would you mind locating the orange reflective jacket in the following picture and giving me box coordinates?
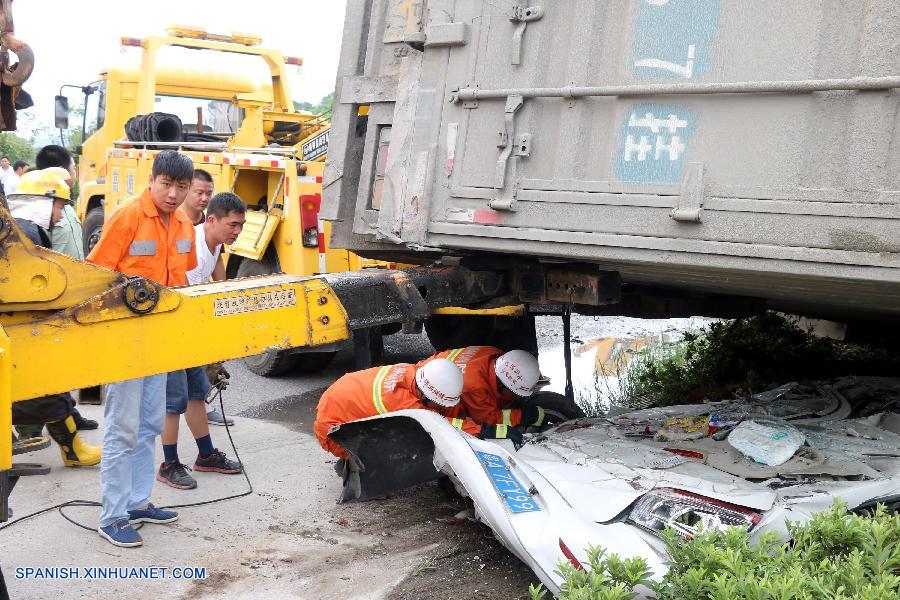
[314,363,480,458]
[86,189,197,286]
[421,346,523,427]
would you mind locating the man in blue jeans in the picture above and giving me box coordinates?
[86,151,197,547]
[157,192,246,489]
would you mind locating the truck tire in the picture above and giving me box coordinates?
[425,314,538,355]
[82,207,104,255]
[528,391,586,422]
[235,256,336,376]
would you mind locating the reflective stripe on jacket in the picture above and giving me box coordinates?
[314,364,480,458]
[86,189,197,286]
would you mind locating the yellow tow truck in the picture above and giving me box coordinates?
[63,26,360,374]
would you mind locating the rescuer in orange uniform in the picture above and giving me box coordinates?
[314,358,522,460]
[420,346,548,429]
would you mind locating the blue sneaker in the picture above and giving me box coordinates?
[98,518,143,547]
[127,502,178,525]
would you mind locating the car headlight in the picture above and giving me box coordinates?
[627,488,761,540]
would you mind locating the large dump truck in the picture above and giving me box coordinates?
[324,0,900,327]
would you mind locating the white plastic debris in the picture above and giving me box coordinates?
[728,418,806,466]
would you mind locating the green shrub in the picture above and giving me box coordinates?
[532,501,900,600]
[604,312,898,408]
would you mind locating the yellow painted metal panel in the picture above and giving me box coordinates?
[0,328,11,471]
[228,209,280,261]
[432,305,526,317]
[6,275,348,402]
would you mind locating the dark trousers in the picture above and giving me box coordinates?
[12,392,75,425]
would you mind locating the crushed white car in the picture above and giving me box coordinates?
[329,377,900,594]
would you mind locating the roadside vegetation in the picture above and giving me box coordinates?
[530,501,900,600]
[596,312,899,410]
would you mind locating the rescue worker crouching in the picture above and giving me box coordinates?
[315,359,486,466]
[7,169,101,467]
[419,346,554,435]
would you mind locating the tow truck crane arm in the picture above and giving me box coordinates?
[0,204,504,518]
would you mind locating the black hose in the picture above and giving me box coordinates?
[124,112,184,143]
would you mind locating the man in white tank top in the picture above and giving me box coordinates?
[157,193,248,491]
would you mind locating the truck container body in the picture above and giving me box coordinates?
[324,0,900,320]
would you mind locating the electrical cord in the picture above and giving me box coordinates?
[0,384,252,533]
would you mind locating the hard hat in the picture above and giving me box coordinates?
[12,169,71,201]
[494,350,540,397]
[43,166,74,185]
[415,358,463,407]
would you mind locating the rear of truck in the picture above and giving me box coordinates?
[324,0,900,323]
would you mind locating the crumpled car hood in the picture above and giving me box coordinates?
[328,377,900,594]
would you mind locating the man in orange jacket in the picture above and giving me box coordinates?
[420,346,548,429]
[87,151,196,548]
[315,358,520,460]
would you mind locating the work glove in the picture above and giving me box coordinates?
[522,405,546,427]
[205,362,231,391]
[479,424,524,449]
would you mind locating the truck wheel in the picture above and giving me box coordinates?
[528,391,586,421]
[82,207,104,255]
[235,256,335,377]
[425,314,538,355]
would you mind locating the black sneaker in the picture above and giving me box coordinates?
[72,409,98,431]
[156,462,197,490]
[194,449,242,474]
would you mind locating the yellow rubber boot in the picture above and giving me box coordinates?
[46,416,102,467]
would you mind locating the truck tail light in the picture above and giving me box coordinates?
[300,194,321,248]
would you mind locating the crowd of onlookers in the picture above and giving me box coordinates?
[5,147,248,548]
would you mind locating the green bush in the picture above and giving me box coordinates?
[608,313,898,408]
[531,501,900,600]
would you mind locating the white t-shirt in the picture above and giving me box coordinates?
[187,223,222,285]
[0,166,14,185]
[4,172,20,195]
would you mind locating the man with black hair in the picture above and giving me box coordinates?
[33,145,96,433]
[8,170,102,468]
[87,150,197,548]
[175,168,232,426]
[36,145,83,261]
[4,159,28,194]
[158,192,247,489]
[0,156,12,186]
[182,168,214,225]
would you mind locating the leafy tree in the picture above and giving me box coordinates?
[0,132,35,163]
[294,92,334,119]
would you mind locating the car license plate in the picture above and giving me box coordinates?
[475,450,541,513]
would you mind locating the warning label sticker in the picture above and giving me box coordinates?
[214,290,296,316]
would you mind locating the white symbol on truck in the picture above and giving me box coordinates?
[635,44,696,78]
[623,112,687,162]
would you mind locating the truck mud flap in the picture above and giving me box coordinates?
[325,266,503,330]
[329,416,440,503]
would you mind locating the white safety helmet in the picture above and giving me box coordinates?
[494,350,540,397]
[415,358,463,407]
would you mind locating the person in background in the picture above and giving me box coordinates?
[157,192,247,490]
[4,160,28,195]
[181,168,213,225]
[178,168,233,426]
[7,170,102,468]
[37,147,98,435]
[0,156,13,186]
[86,150,197,548]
